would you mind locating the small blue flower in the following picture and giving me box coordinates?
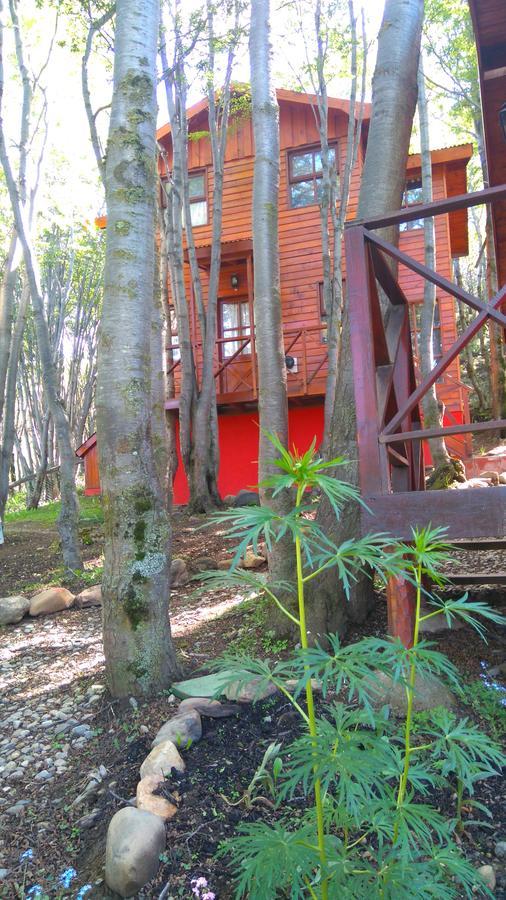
[59,867,77,889]
[26,886,43,898]
[75,886,92,899]
[19,848,34,862]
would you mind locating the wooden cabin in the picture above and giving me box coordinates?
[78,89,473,503]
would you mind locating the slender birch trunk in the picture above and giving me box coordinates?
[417,56,450,467]
[306,0,424,639]
[0,4,82,571]
[251,0,294,627]
[96,0,178,697]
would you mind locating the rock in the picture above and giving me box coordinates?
[477,865,496,891]
[136,775,177,821]
[223,493,236,506]
[152,710,202,748]
[179,697,240,718]
[466,477,491,489]
[218,558,233,570]
[140,740,185,780]
[0,869,9,880]
[105,807,166,898]
[364,671,455,715]
[241,550,266,570]
[479,470,499,485]
[75,585,102,608]
[0,596,30,626]
[191,556,219,573]
[170,558,190,587]
[29,588,74,617]
[225,677,278,703]
[499,472,506,485]
[494,841,506,860]
[234,490,260,507]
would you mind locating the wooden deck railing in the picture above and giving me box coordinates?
[166,324,328,404]
[346,183,506,501]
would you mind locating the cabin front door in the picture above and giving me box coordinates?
[217,294,253,397]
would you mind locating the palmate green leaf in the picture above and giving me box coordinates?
[430,846,495,898]
[399,525,454,586]
[218,821,320,899]
[423,708,506,792]
[370,793,452,858]
[422,594,506,642]
[204,504,285,569]
[196,567,294,601]
[382,745,438,796]
[278,709,394,821]
[288,634,400,716]
[383,637,462,692]
[307,532,410,594]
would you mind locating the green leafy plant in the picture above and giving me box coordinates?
[200,436,505,899]
[221,741,283,810]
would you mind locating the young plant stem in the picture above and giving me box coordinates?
[295,484,328,900]
[394,561,422,843]
[456,776,464,834]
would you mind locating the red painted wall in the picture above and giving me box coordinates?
[172,403,325,504]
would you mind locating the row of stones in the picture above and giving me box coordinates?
[0,586,101,626]
[104,681,276,898]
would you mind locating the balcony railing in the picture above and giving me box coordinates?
[167,323,329,404]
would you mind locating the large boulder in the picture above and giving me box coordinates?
[191,556,219,574]
[365,671,455,715]
[136,775,177,821]
[29,587,74,617]
[105,807,165,897]
[152,709,202,748]
[140,740,186,780]
[0,595,30,626]
[224,677,278,703]
[74,585,102,608]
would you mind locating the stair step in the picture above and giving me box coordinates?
[447,573,506,585]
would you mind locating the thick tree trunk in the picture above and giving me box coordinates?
[305,0,424,640]
[96,0,178,697]
[250,0,294,631]
[417,57,450,467]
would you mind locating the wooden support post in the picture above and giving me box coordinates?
[386,574,416,647]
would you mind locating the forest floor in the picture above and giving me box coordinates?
[0,505,505,899]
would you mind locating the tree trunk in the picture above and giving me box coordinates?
[96,0,179,697]
[250,0,294,631]
[417,56,450,467]
[0,279,29,521]
[0,10,82,573]
[305,0,424,640]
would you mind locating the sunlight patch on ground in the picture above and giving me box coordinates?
[171,591,247,637]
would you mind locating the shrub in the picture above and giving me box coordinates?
[202,437,505,899]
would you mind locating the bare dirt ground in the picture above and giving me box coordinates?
[0,511,505,898]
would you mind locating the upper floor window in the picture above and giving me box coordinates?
[186,170,207,226]
[219,298,251,358]
[400,178,424,231]
[288,145,337,208]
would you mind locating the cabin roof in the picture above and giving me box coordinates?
[156,87,372,143]
[76,433,97,457]
[468,0,506,285]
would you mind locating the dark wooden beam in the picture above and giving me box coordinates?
[361,487,506,541]
[380,418,506,443]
